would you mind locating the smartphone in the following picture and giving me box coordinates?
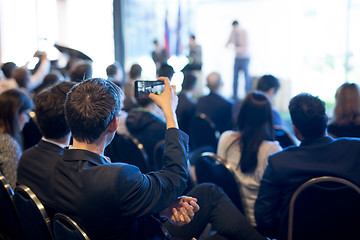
[134,80,165,98]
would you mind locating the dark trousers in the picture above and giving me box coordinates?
[233,58,251,99]
[165,183,264,240]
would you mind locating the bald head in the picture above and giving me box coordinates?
[206,72,222,92]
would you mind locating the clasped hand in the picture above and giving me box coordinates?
[160,196,200,226]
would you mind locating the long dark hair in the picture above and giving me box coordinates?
[0,88,33,143]
[235,91,274,173]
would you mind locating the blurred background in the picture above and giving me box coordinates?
[1,0,360,122]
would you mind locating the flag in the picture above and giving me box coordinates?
[175,3,181,56]
[164,10,170,56]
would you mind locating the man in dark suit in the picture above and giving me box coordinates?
[254,93,360,240]
[195,72,233,134]
[176,72,197,135]
[51,77,264,240]
[17,81,76,217]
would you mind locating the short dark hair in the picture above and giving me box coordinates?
[129,64,142,79]
[1,62,17,78]
[35,82,76,139]
[69,61,93,83]
[136,97,154,107]
[256,75,280,93]
[232,20,239,26]
[289,93,327,139]
[65,78,122,143]
[157,63,174,79]
[181,73,197,91]
[106,62,121,78]
[12,67,30,89]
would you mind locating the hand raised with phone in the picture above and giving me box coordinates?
[147,77,178,129]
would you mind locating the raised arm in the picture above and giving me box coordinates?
[149,77,179,129]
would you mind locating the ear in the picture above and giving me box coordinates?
[292,124,304,142]
[107,117,118,134]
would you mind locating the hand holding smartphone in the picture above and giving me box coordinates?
[134,80,166,98]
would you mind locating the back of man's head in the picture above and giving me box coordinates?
[35,82,76,139]
[289,93,327,139]
[181,73,197,92]
[129,64,142,80]
[65,78,122,143]
[157,63,174,79]
[12,67,30,89]
[206,72,222,92]
[256,75,280,93]
[69,61,93,83]
[1,62,17,78]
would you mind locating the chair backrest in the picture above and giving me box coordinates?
[195,152,245,214]
[13,185,53,240]
[189,113,220,152]
[288,176,360,240]
[274,125,296,148]
[53,213,90,240]
[0,172,25,240]
[105,133,150,173]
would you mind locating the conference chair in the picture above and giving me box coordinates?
[189,113,220,152]
[0,172,25,240]
[53,213,90,240]
[288,176,360,240]
[195,152,245,214]
[105,133,150,173]
[13,185,53,240]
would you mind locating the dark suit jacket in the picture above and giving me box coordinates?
[17,139,63,213]
[254,136,360,239]
[176,92,196,135]
[51,128,189,240]
[195,92,233,133]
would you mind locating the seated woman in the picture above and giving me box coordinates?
[0,88,33,189]
[328,82,360,138]
[217,91,282,226]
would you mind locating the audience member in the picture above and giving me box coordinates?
[176,72,197,135]
[256,74,283,127]
[11,52,50,93]
[328,82,360,138]
[31,71,63,99]
[1,62,17,79]
[254,93,360,239]
[123,63,142,112]
[0,89,33,188]
[17,81,76,217]
[196,72,233,134]
[181,34,203,73]
[151,39,169,75]
[157,63,175,79]
[0,62,18,93]
[126,96,166,171]
[11,67,31,91]
[51,77,264,240]
[106,62,124,88]
[69,60,93,83]
[217,91,282,226]
[226,20,251,99]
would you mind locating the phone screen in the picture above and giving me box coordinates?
[134,80,165,98]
